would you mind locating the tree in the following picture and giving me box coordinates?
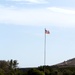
[8,59,18,69]
[28,69,44,75]
[13,60,18,69]
[8,59,13,69]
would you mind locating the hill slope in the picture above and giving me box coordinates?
[56,58,75,67]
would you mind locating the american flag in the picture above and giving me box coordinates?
[45,29,50,34]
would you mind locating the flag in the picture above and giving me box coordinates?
[45,29,50,34]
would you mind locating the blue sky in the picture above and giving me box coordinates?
[0,0,75,67]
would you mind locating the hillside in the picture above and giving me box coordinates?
[55,58,75,67]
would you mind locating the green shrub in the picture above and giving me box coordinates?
[28,69,44,75]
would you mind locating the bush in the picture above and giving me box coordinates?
[0,69,4,75]
[28,69,44,75]
[63,70,72,75]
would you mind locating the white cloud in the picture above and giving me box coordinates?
[7,0,48,4]
[47,7,75,14]
[0,6,75,27]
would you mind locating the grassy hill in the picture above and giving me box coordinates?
[55,58,75,67]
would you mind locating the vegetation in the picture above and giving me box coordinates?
[20,66,75,75]
[0,59,75,75]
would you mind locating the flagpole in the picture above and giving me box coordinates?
[44,28,50,75]
[44,28,46,74]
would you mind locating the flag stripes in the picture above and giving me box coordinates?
[45,29,50,34]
